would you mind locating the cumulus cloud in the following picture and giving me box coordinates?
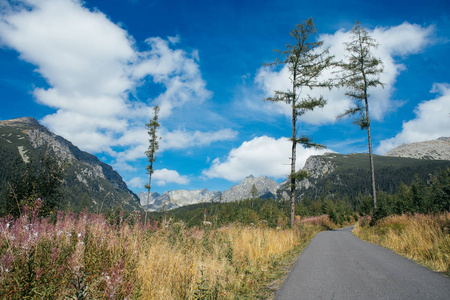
[127,177,146,189]
[132,36,212,118]
[377,83,450,154]
[0,0,219,159]
[0,0,135,97]
[160,128,238,151]
[153,168,190,186]
[203,136,330,182]
[106,126,237,172]
[254,22,434,124]
[128,169,190,188]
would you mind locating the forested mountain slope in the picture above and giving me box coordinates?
[0,117,141,213]
[277,152,450,201]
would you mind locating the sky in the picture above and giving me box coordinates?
[0,0,449,195]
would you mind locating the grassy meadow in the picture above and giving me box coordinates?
[353,213,450,276]
[0,207,330,299]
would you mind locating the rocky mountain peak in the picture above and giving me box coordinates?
[138,191,161,207]
[221,175,279,202]
[0,117,41,127]
[385,137,450,160]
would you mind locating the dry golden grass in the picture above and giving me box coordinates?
[299,214,338,229]
[353,213,450,275]
[137,223,320,299]
[0,211,322,299]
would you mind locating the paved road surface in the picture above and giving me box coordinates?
[275,226,450,300]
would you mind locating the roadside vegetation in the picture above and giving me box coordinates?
[0,203,333,299]
[354,213,449,276]
[353,167,450,276]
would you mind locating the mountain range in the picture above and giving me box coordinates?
[0,117,142,213]
[138,175,279,211]
[139,137,450,210]
[1,117,449,213]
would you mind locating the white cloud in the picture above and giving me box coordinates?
[372,23,434,57]
[203,136,330,182]
[167,35,180,45]
[377,83,450,154]
[41,110,125,152]
[0,0,135,97]
[0,0,212,159]
[160,128,238,151]
[127,177,146,189]
[108,126,237,172]
[132,36,212,118]
[153,168,190,186]
[254,22,434,124]
[127,171,189,190]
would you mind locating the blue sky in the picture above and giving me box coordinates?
[1,0,449,195]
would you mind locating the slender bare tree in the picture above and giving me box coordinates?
[338,21,384,209]
[265,18,333,226]
[144,106,160,224]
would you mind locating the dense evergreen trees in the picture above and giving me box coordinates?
[372,168,450,222]
[1,154,64,218]
[149,167,450,228]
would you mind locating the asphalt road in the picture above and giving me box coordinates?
[275,226,450,300]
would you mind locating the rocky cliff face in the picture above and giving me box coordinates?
[298,153,337,189]
[0,117,141,212]
[385,137,450,160]
[277,153,337,199]
[221,175,279,202]
[138,191,161,207]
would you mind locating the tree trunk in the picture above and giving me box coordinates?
[364,99,377,209]
[290,139,296,227]
[144,172,152,224]
[290,88,297,227]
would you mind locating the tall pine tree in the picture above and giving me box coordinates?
[338,21,384,209]
[265,18,333,226]
[144,106,160,223]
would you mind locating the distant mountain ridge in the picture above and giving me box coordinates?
[139,138,450,211]
[221,175,279,202]
[138,189,220,211]
[0,117,142,212]
[385,137,450,160]
[139,175,279,211]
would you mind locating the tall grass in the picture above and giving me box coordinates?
[299,214,337,229]
[0,209,144,299]
[137,222,321,299]
[353,213,450,275]
[0,208,322,299]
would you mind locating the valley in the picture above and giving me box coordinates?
[1,117,449,299]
